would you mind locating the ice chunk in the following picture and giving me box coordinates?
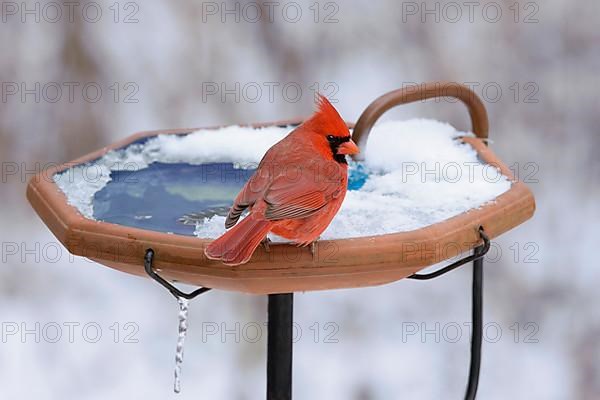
[174,297,189,394]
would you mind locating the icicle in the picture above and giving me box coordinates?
[174,296,189,394]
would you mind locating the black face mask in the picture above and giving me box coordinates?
[327,135,350,164]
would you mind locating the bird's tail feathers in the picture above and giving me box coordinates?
[204,214,272,266]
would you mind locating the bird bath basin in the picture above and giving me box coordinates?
[27,85,535,294]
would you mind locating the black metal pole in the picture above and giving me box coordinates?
[465,251,484,400]
[267,293,293,400]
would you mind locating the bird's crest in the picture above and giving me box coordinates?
[316,94,339,119]
[309,94,348,136]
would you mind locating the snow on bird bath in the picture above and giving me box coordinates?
[54,119,511,239]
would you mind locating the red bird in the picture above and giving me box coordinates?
[204,96,359,265]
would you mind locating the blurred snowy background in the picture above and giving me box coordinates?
[1,0,599,399]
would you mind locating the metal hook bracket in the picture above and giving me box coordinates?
[407,226,489,400]
[144,248,211,300]
[408,226,490,280]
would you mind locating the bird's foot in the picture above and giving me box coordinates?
[261,237,272,253]
[310,237,321,261]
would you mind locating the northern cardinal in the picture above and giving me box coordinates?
[204,95,359,265]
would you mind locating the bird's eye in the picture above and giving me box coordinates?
[326,135,335,142]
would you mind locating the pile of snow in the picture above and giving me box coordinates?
[55,119,511,239]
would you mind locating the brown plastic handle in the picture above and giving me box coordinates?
[351,82,489,160]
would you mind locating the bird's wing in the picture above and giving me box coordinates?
[263,160,345,221]
[225,144,285,228]
[225,169,270,228]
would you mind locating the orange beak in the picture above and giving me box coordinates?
[337,139,360,155]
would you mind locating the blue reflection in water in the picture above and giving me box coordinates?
[93,161,369,235]
[348,162,368,191]
[93,162,253,235]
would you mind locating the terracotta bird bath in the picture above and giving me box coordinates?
[27,82,535,400]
